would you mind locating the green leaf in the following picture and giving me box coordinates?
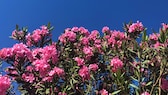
[129,84,139,90]
[159,31,166,43]
[146,81,153,86]
[128,48,136,54]
[70,79,74,89]
[111,90,121,95]
[45,88,50,94]
[16,24,19,31]
[142,31,146,42]
[130,76,138,81]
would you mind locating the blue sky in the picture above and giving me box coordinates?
[1,0,168,48]
[0,0,168,94]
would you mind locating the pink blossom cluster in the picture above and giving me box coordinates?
[71,27,90,36]
[149,33,167,48]
[32,44,58,62]
[88,30,99,40]
[102,26,110,34]
[83,46,93,58]
[26,25,50,46]
[0,43,33,63]
[128,21,144,33]
[74,57,85,66]
[99,89,108,95]
[78,66,90,81]
[0,75,11,95]
[110,57,123,72]
[32,59,50,77]
[31,44,59,79]
[141,91,150,95]
[74,57,98,80]
[48,67,64,77]
[89,63,98,71]
[22,73,35,83]
[58,28,77,43]
[107,30,126,48]
[75,58,98,80]
[149,33,160,41]
[58,92,67,95]
[162,23,168,31]
[12,30,25,40]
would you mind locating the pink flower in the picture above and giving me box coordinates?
[26,25,49,45]
[32,44,58,64]
[74,57,85,66]
[42,76,53,82]
[78,66,90,80]
[32,29,42,43]
[78,27,90,36]
[128,21,144,33]
[64,31,76,42]
[26,66,34,72]
[89,64,98,71]
[153,41,165,48]
[59,30,76,43]
[71,27,79,32]
[107,30,125,48]
[49,67,64,77]
[83,46,93,56]
[12,30,25,40]
[161,78,168,91]
[80,37,89,45]
[43,44,58,64]
[102,26,110,33]
[110,57,123,72]
[149,33,160,41]
[58,92,67,95]
[58,34,66,44]
[0,48,12,60]
[89,30,99,40]
[32,48,43,59]
[12,43,33,61]
[162,23,168,31]
[99,89,108,95]
[0,75,11,95]
[40,25,49,35]
[22,73,35,83]
[32,59,50,77]
[141,91,150,95]
[26,33,33,46]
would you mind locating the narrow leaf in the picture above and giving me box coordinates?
[111,90,121,95]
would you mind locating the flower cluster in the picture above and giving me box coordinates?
[128,21,144,33]
[0,75,11,95]
[0,43,33,63]
[26,25,50,46]
[107,30,126,48]
[110,57,123,72]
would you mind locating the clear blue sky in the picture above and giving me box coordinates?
[1,0,168,48]
[0,0,168,94]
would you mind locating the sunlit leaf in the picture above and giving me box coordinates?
[146,81,153,86]
[129,84,139,90]
[111,90,121,95]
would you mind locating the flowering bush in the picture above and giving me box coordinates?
[0,21,168,95]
